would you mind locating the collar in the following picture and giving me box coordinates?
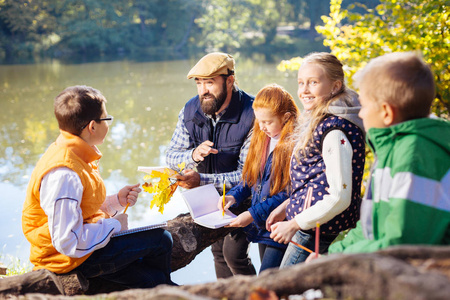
[217,90,242,124]
[205,108,227,120]
[56,130,102,164]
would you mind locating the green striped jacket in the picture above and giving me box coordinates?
[329,117,450,253]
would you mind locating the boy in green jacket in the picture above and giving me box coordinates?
[324,52,450,255]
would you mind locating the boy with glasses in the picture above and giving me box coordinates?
[23,85,175,289]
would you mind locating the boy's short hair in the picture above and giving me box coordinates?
[54,85,107,136]
[354,52,435,120]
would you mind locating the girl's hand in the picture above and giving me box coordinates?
[228,211,253,227]
[266,199,289,231]
[218,195,236,212]
[118,183,142,207]
[305,252,322,263]
[269,219,300,244]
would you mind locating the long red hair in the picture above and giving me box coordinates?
[242,84,299,195]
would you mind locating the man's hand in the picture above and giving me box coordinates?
[117,183,141,207]
[113,214,128,231]
[192,140,218,162]
[269,219,300,244]
[174,169,201,189]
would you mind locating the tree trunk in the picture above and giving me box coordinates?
[0,269,64,296]
[175,246,450,300]
[84,212,235,294]
[2,210,449,300]
[168,212,235,271]
[0,212,235,296]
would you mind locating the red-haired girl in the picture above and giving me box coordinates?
[219,83,299,273]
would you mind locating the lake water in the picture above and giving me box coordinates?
[0,56,299,284]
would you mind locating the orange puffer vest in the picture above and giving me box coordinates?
[22,130,106,273]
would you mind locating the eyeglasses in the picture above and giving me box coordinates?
[81,115,114,130]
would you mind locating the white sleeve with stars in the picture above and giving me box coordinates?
[294,129,353,231]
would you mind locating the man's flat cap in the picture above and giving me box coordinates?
[187,52,235,79]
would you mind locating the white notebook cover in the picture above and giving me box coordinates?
[181,184,236,229]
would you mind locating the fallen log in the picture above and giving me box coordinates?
[0,263,6,276]
[0,212,236,296]
[174,245,450,300]
[167,212,235,271]
[2,210,449,299]
[0,269,64,296]
[10,245,450,300]
[85,212,236,294]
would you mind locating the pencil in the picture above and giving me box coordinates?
[222,181,226,217]
[289,240,313,254]
[315,222,320,258]
[123,203,130,214]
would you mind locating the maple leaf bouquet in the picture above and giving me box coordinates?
[141,162,185,213]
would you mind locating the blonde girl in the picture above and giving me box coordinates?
[267,52,366,266]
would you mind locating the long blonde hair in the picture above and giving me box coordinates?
[242,84,299,195]
[294,52,352,159]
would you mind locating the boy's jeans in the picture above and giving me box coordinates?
[280,230,337,268]
[74,228,174,288]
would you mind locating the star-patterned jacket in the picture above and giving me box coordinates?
[287,115,366,235]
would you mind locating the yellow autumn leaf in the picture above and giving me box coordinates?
[178,162,186,173]
[142,167,180,214]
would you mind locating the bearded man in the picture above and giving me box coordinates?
[166,52,256,278]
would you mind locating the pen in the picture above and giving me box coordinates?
[123,203,130,214]
[315,222,320,258]
[289,240,313,254]
[222,181,226,217]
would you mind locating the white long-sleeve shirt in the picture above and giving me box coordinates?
[294,130,353,230]
[40,167,123,258]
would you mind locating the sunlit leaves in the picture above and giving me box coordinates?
[277,57,303,72]
[142,162,185,214]
[315,0,449,117]
[279,0,449,117]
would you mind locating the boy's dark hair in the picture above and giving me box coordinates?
[355,52,435,121]
[54,85,107,136]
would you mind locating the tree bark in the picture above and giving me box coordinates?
[175,246,450,300]
[167,212,235,271]
[0,269,64,296]
[5,246,449,299]
[84,212,235,294]
[2,210,449,300]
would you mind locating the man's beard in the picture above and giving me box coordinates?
[200,81,228,115]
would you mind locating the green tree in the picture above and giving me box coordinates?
[48,0,131,56]
[127,0,200,52]
[195,0,292,53]
[316,0,449,117]
[48,0,199,58]
[0,0,56,61]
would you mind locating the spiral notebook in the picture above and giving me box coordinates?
[111,221,168,238]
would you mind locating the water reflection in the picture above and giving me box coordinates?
[0,57,298,283]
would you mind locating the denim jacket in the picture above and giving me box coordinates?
[228,152,288,248]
